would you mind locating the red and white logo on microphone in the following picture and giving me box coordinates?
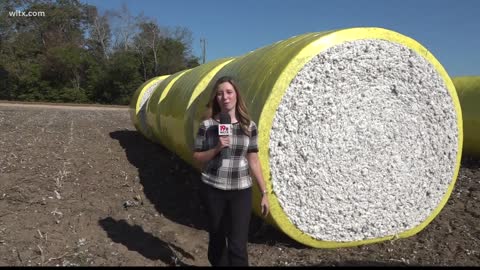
[218,124,232,136]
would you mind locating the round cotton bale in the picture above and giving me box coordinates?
[145,69,191,144]
[452,76,480,157]
[268,37,461,246]
[187,27,462,248]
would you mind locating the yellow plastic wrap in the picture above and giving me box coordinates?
[452,76,480,157]
[159,58,234,164]
[131,27,463,248]
[145,69,191,144]
[129,75,169,141]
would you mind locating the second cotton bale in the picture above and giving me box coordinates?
[452,76,480,157]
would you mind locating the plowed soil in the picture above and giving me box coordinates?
[0,102,479,266]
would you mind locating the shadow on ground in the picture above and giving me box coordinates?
[98,217,194,266]
[248,215,305,248]
[110,130,206,230]
[310,260,410,266]
[110,129,303,248]
[461,155,480,169]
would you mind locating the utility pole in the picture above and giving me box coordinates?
[200,38,206,64]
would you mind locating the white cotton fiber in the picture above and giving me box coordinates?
[269,39,458,242]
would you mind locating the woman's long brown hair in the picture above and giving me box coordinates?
[203,76,252,136]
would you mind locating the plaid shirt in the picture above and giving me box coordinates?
[194,118,259,190]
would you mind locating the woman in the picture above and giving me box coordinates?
[192,76,269,266]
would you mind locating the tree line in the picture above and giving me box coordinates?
[0,0,200,105]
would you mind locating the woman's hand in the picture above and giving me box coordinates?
[247,152,269,217]
[216,136,230,151]
[193,136,230,166]
[261,194,269,217]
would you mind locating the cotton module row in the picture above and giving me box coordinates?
[130,27,464,248]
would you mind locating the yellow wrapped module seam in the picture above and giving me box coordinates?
[129,75,170,141]
[159,58,235,163]
[146,70,191,144]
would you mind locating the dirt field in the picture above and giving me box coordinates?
[0,102,479,266]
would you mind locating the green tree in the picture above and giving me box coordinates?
[84,5,111,60]
[92,51,142,104]
[0,0,200,104]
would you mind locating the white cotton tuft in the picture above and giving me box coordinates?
[269,39,458,242]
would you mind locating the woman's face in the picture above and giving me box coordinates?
[216,82,237,112]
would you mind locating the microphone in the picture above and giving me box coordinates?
[218,112,232,159]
